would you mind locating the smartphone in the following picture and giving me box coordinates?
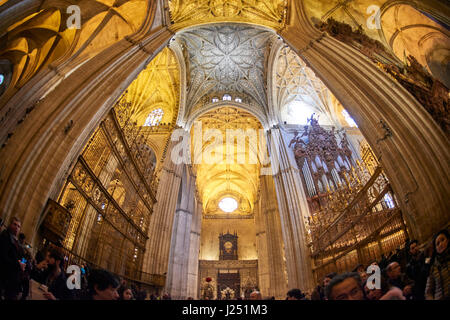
[21,258,27,264]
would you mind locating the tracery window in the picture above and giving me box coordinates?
[235,97,242,103]
[287,100,316,125]
[0,74,4,85]
[212,97,219,103]
[219,197,238,213]
[144,108,164,126]
[223,94,232,101]
[384,194,395,209]
[342,109,358,128]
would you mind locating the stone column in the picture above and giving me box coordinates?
[142,139,183,279]
[255,173,288,300]
[254,202,270,296]
[260,174,289,299]
[186,196,202,299]
[267,127,315,293]
[165,165,196,299]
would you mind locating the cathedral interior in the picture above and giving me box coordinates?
[0,0,449,300]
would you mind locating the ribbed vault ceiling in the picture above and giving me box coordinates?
[177,24,275,112]
[192,107,263,217]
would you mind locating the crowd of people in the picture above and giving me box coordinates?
[1,216,448,301]
[0,217,155,300]
[308,229,450,300]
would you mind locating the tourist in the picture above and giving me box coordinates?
[425,229,450,300]
[286,289,307,300]
[364,276,405,300]
[405,240,432,300]
[311,272,336,300]
[0,217,26,300]
[385,261,415,299]
[31,249,50,284]
[352,264,365,273]
[86,269,120,300]
[42,249,74,300]
[249,290,262,300]
[162,293,171,300]
[359,271,369,283]
[118,285,134,300]
[325,273,365,300]
[19,246,33,300]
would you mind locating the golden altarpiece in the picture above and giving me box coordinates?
[38,95,164,289]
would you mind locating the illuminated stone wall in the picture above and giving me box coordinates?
[199,218,257,261]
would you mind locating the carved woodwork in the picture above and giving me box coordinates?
[317,18,449,135]
[40,199,72,245]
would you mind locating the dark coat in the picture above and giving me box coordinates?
[0,229,23,298]
[0,230,23,281]
[406,252,431,300]
[46,270,75,300]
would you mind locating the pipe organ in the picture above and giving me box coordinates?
[290,117,408,282]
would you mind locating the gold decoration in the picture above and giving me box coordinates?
[121,47,180,127]
[360,141,379,175]
[168,0,288,31]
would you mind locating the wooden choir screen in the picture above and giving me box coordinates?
[39,98,161,288]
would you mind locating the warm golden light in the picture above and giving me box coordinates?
[193,107,263,216]
[121,48,180,126]
[168,0,288,31]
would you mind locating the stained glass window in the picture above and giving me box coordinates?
[384,194,395,209]
[144,108,164,126]
[223,94,232,101]
[0,74,4,85]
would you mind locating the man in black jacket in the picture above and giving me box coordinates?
[406,240,432,300]
[0,217,26,300]
[42,249,74,300]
